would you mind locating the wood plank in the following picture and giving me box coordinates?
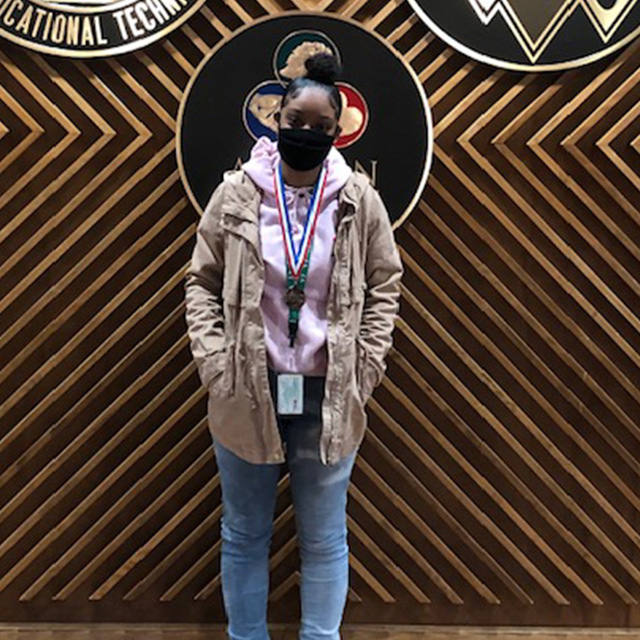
[2,624,640,639]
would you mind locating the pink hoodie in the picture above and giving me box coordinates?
[242,135,353,376]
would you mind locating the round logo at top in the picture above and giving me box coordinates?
[177,12,433,228]
[0,0,207,56]
[273,30,341,83]
[407,0,640,70]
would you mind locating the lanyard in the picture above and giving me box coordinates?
[273,162,328,347]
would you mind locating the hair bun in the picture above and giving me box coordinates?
[304,53,341,85]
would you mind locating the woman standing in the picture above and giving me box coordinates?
[185,52,403,640]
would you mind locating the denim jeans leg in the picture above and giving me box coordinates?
[213,439,283,640]
[286,377,358,640]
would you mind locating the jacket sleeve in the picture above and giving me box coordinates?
[357,183,404,400]
[184,180,228,390]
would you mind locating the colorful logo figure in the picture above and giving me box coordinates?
[334,83,368,149]
[243,30,369,149]
[243,82,287,142]
[273,30,341,82]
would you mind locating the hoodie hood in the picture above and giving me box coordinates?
[242,135,353,198]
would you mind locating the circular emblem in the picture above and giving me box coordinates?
[0,0,206,56]
[407,0,640,70]
[273,30,341,83]
[243,81,287,141]
[177,12,433,228]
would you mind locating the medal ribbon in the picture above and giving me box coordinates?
[273,161,329,347]
[274,162,328,279]
[285,242,311,345]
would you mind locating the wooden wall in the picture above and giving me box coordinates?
[1,0,640,628]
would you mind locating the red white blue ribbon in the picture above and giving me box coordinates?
[273,161,328,280]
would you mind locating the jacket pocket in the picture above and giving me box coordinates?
[355,335,373,405]
[206,348,228,394]
[347,218,366,312]
[208,342,235,398]
[220,229,242,395]
[336,218,354,308]
[221,339,236,396]
[222,232,243,307]
[222,210,259,247]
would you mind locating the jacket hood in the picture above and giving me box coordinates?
[241,135,353,198]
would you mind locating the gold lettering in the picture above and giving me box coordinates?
[124,5,143,36]
[94,15,107,43]
[135,1,155,30]
[157,0,181,17]
[3,0,23,27]
[112,9,128,39]
[32,7,45,37]
[51,13,64,42]
[0,0,12,20]
[65,13,79,45]
[354,159,377,187]
[81,15,94,45]
[15,3,31,33]
[145,0,168,23]
[42,10,52,39]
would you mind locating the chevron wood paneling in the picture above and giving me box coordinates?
[1,0,640,629]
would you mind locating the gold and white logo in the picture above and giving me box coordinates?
[0,0,205,56]
[407,0,640,69]
[466,0,638,63]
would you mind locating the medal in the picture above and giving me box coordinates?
[286,283,306,311]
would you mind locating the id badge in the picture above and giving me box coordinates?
[277,373,304,415]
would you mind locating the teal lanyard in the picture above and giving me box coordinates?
[286,238,313,347]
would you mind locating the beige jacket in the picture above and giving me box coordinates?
[184,168,403,466]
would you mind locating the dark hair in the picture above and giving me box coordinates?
[280,53,343,120]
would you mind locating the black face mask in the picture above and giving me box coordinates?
[277,127,336,172]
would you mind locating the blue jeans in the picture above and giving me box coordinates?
[212,368,358,640]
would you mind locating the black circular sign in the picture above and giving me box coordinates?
[407,0,640,70]
[0,0,206,57]
[177,12,433,228]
